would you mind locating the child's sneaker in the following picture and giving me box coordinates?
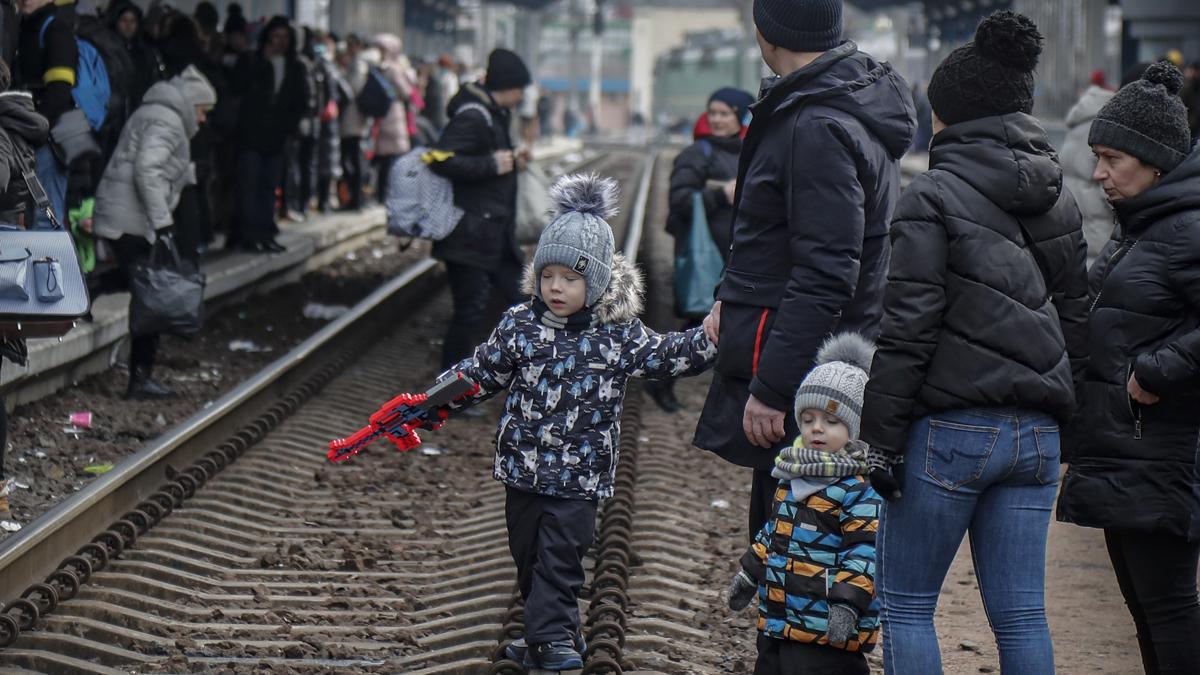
[524,639,584,670]
[726,569,757,610]
[505,633,586,663]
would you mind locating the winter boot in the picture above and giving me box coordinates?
[127,367,176,400]
[647,379,682,413]
[524,639,584,670]
[505,632,586,663]
[0,478,21,533]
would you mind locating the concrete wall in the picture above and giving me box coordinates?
[628,6,740,122]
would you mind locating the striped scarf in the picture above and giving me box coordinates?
[772,437,871,481]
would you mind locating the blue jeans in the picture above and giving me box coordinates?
[33,145,66,229]
[878,408,1059,675]
[234,149,284,246]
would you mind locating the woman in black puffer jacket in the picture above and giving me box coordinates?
[651,87,751,412]
[1057,62,1200,674]
[860,13,1090,674]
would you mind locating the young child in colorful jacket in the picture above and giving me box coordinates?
[725,333,882,675]
[442,173,717,670]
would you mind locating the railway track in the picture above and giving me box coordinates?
[0,148,684,674]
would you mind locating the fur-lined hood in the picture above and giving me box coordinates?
[520,252,644,325]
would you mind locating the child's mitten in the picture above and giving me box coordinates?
[725,568,757,611]
[867,445,904,501]
[826,603,860,644]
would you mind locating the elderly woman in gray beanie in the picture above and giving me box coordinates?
[1057,61,1200,674]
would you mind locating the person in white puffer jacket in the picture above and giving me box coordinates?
[1060,83,1115,264]
[93,64,216,400]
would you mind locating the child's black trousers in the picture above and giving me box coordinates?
[505,486,598,645]
[754,634,869,675]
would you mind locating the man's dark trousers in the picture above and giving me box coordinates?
[440,257,523,369]
[505,486,598,645]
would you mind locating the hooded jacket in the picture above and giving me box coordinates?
[693,41,916,468]
[860,113,1091,457]
[447,255,717,500]
[93,67,217,243]
[0,91,50,220]
[1057,145,1200,541]
[1061,85,1116,263]
[428,82,523,269]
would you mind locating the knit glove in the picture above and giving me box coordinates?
[866,445,904,501]
[826,604,860,645]
[725,569,757,611]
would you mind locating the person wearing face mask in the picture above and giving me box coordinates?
[1057,60,1200,675]
[650,87,753,413]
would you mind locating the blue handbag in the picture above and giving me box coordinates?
[0,167,90,338]
[674,191,724,318]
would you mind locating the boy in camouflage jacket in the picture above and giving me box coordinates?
[443,173,716,670]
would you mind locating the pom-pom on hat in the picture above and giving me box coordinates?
[533,174,618,307]
[927,10,1043,126]
[793,333,875,442]
[1088,61,1192,173]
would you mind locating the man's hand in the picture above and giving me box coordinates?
[1128,372,1160,405]
[515,147,531,172]
[722,180,737,204]
[493,150,515,175]
[743,394,785,448]
[703,301,721,345]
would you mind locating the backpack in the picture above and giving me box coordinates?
[355,66,396,118]
[74,15,133,133]
[385,103,492,242]
[38,15,110,131]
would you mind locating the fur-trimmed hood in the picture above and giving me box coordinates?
[520,252,644,325]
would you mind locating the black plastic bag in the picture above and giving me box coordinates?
[129,234,205,337]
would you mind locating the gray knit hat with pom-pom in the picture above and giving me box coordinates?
[1089,61,1192,173]
[533,173,618,307]
[793,333,875,442]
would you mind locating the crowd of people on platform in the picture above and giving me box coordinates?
[0,0,541,531]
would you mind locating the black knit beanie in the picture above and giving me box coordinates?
[753,0,842,53]
[1088,61,1192,173]
[485,49,531,92]
[927,11,1043,126]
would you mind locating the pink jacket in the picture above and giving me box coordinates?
[373,34,412,157]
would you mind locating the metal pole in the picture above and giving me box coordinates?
[588,0,603,132]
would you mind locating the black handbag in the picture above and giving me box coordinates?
[129,233,206,337]
[0,166,91,338]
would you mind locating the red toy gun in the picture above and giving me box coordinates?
[327,373,478,463]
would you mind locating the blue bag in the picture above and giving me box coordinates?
[674,191,724,318]
[39,16,111,131]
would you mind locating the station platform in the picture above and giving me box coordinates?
[1,137,585,408]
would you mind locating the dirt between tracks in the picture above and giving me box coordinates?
[0,236,428,544]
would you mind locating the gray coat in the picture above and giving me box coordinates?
[1061,85,1116,264]
[93,79,201,243]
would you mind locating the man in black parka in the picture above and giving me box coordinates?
[428,49,531,371]
[692,0,915,540]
